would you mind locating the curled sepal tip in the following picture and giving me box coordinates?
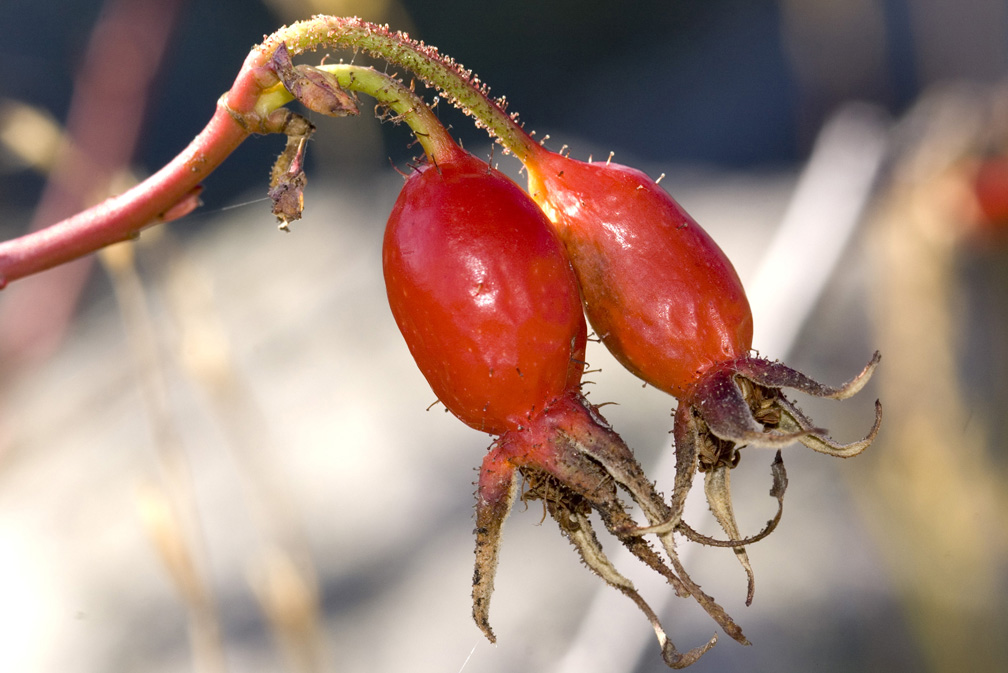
[471,448,520,643]
[668,352,881,607]
[563,510,718,669]
[734,350,881,401]
[782,396,883,459]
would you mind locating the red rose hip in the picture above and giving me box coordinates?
[525,151,753,399]
[383,147,586,434]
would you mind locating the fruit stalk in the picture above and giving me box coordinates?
[264,16,540,162]
[276,62,458,163]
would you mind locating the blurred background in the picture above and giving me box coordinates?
[1,1,1007,672]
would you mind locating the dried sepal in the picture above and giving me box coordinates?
[559,507,717,669]
[703,465,756,604]
[670,402,701,523]
[691,451,787,605]
[657,351,882,613]
[556,411,749,646]
[626,403,703,538]
[469,394,746,667]
[532,470,718,669]
[677,451,787,550]
[269,131,310,229]
[270,42,359,118]
[778,396,883,458]
[692,368,817,447]
[472,448,519,643]
[534,418,692,601]
[734,351,881,401]
[658,529,751,646]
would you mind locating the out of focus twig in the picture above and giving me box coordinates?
[862,82,1008,673]
[0,0,185,371]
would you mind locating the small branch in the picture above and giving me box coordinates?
[0,0,186,365]
[0,103,249,286]
[0,23,290,287]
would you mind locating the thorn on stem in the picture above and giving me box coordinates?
[158,186,204,223]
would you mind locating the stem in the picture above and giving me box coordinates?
[264,17,538,162]
[0,104,249,286]
[0,33,287,286]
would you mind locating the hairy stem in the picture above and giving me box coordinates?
[264,17,538,161]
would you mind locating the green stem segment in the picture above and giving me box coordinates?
[267,63,461,164]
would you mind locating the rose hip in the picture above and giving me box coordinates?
[383,147,586,434]
[522,146,881,605]
[526,151,753,398]
[383,144,727,667]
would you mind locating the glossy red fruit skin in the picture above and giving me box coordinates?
[383,152,587,435]
[526,152,753,399]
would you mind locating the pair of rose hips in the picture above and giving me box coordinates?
[382,131,880,666]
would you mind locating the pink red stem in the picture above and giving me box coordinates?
[0,105,249,286]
